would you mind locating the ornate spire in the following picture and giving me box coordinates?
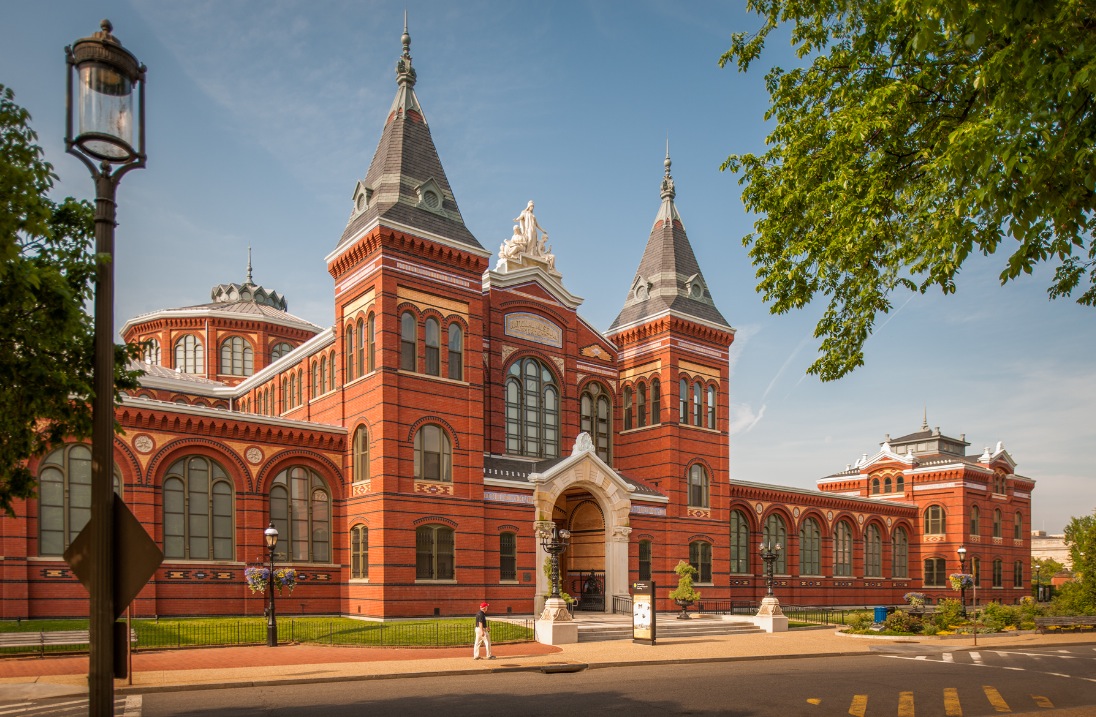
[396,11,416,89]
[246,245,253,284]
[654,140,680,225]
[922,405,929,431]
[388,14,425,123]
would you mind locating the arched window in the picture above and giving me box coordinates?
[367,314,376,373]
[688,464,709,508]
[763,514,787,573]
[579,382,612,463]
[871,478,880,494]
[650,378,661,425]
[174,335,203,374]
[970,505,980,535]
[865,524,882,577]
[414,424,452,482]
[356,317,366,378]
[416,525,454,580]
[799,517,821,575]
[623,387,633,430]
[689,540,712,583]
[280,378,287,412]
[271,341,293,363]
[350,525,368,579]
[730,510,750,574]
[296,369,303,406]
[992,558,1003,587]
[692,381,702,425]
[345,324,355,382]
[637,383,647,428]
[923,505,945,534]
[972,556,982,586]
[163,455,234,560]
[500,532,517,582]
[892,527,909,578]
[447,323,463,381]
[400,312,417,371]
[883,476,892,493]
[895,475,905,493]
[329,350,336,391]
[504,358,559,458]
[319,356,328,395]
[834,521,853,576]
[1013,560,1023,588]
[679,378,688,424]
[312,361,321,399]
[353,425,369,483]
[424,317,440,376]
[1014,512,1023,540]
[706,385,716,429]
[269,466,330,563]
[143,338,161,365]
[993,508,1002,538]
[220,336,254,376]
[924,557,946,586]
[38,444,121,555]
[288,373,297,409]
[638,540,652,581]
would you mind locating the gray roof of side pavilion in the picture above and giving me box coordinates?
[336,23,481,252]
[608,150,731,333]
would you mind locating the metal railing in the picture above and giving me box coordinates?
[612,594,633,615]
[695,600,758,615]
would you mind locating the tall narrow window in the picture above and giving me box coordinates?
[356,317,366,378]
[972,556,982,586]
[319,356,328,395]
[692,381,702,425]
[892,527,909,578]
[350,525,368,579]
[424,317,440,376]
[970,505,980,535]
[38,444,121,556]
[706,385,716,429]
[1014,512,1023,540]
[884,476,892,493]
[345,324,355,382]
[219,336,253,376]
[447,324,463,381]
[504,358,559,458]
[679,378,688,424]
[688,464,709,508]
[414,424,452,482]
[895,475,905,493]
[143,338,161,365]
[312,361,321,399]
[689,541,712,583]
[924,505,945,534]
[637,383,647,428]
[269,466,330,563]
[174,335,203,374]
[834,521,853,576]
[579,383,611,463]
[871,478,880,494]
[416,525,454,580]
[353,426,369,482]
[993,508,1002,538]
[730,510,750,574]
[623,387,633,430]
[296,369,303,406]
[1013,560,1023,588]
[799,517,821,575]
[400,311,416,371]
[367,314,376,372]
[280,378,287,412]
[865,524,882,577]
[162,455,234,560]
[763,514,787,573]
[500,532,517,582]
[992,558,1003,588]
[638,539,652,581]
[650,378,661,425]
[924,557,946,586]
[329,350,336,391]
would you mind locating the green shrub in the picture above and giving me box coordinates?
[1048,581,1096,616]
[884,610,922,634]
[921,622,939,636]
[934,598,965,629]
[847,611,873,631]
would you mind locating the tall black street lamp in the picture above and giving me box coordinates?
[759,540,782,598]
[265,523,280,647]
[1034,565,1042,602]
[65,19,146,717]
[956,545,968,616]
[539,524,571,600]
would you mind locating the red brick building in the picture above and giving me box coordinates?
[2,28,1033,620]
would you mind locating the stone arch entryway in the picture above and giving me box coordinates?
[531,439,632,614]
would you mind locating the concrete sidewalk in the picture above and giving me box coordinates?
[1,627,1094,702]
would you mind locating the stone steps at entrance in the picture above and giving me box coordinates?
[576,615,762,642]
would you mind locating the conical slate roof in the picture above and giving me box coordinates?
[608,151,731,333]
[336,22,481,251]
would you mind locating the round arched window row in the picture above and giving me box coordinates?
[269,466,330,563]
[505,358,559,459]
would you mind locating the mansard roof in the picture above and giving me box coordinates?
[608,150,732,334]
[336,23,481,252]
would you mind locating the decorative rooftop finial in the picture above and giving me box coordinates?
[921,405,929,431]
[396,11,416,88]
[246,246,253,284]
[660,138,675,201]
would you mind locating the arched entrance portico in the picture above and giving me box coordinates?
[531,436,632,613]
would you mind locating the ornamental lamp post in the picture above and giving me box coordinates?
[957,545,968,616]
[65,20,146,717]
[265,523,279,647]
[759,541,782,598]
[1034,565,1041,602]
[540,524,571,600]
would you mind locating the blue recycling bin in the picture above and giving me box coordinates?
[873,606,888,623]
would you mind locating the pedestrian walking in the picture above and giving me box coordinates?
[473,602,494,660]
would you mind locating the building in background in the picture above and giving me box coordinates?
[4,27,1033,619]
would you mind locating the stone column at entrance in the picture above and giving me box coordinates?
[606,525,632,602]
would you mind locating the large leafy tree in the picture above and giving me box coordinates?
[0,85,139,515]
[721,1,1096,380]
[1064,512,1096,607]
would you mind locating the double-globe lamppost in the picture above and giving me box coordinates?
[957,545,968,616]
[65,20,146,717]
[265,523,280,647]
[539,524,571,617]
[759,541,782,598]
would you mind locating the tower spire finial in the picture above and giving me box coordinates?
[660,136,675,202]
[922,405,928,431]
[396,11,415,87]
[246,245,253,284]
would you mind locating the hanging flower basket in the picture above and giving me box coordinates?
[245,566,298,594]
[903,592,926,608]
[949,573,974,591]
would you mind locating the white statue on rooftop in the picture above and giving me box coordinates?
[495,200,560,276]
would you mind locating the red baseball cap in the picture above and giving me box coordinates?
[480,602,489,609]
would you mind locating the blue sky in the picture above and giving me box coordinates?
[3,1,1092,533]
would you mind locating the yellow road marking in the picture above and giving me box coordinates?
[849,694,868,717]
[983,685,1011,712]
[944,687,962,716]
[898,691,915,717]
[806,698,821,705]
[1031,695,1054,708]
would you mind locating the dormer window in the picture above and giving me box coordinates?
[685,273,706,300]
[415,178,445,214]
[351,180,372,216]
[632,276,651,301]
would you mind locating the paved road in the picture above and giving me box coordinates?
[130,645,1096,717]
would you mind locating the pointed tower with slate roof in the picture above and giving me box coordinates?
[608,149,736,543]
